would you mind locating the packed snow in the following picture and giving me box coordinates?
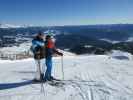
[0,55,133,100]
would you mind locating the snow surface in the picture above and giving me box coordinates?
[127,37,133,42]
[0,55,133,100]
[108,50,133,60]
[0,42,31,55]
[100,38,120,44]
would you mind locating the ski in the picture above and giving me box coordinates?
[31,78,65,87]
[23,78,66,87]
[47,79,65,87]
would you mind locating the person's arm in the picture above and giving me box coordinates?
[53,48,63,56]
[32,40,44,47]
[31,40,44,53]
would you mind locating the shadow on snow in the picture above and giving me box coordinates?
[0,80,32,90]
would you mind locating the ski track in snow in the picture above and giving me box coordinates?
[0,55,133,100]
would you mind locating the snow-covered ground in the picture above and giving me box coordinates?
[0,55,133,100]
[0,42,31,55]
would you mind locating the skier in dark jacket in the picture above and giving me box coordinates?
[44,35,63,81]
[31,32,45,81]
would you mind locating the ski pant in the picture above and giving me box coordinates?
[44,57,52,80]
[34,59,46,80]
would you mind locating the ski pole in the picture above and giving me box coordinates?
[61,56,64,80]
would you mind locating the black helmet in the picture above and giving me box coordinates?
[37,31,44,36]
[46,35,51,40]
[35,31,44,39]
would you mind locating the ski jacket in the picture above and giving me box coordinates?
[31,37,45,59]
[45,39,54,58]
[45,39,61,58]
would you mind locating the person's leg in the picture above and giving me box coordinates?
[40,59,45,79]
[34,60,41,81]
[44,57,52,80]
[41,59,46,74]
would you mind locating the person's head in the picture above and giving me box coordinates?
[45,35,51,40]
[36,32,44,39]
[45,35,56,42]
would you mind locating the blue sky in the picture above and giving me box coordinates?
[0,0,133,26]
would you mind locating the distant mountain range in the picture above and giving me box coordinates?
[0,24,21,28]
[0,23,31,28]
[0,24,133,55]
[53,24,133,41]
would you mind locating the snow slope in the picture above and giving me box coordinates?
[0,55,133,100]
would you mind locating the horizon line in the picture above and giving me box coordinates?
[1,23,133,28]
